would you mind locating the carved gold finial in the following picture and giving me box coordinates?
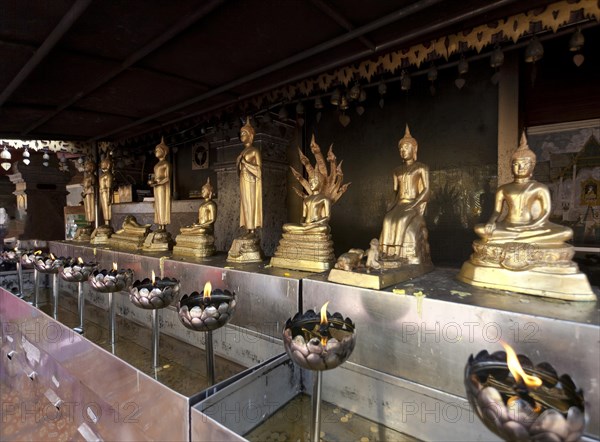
[511,132,536,162]
[399,124,418,149]
[201,177,214,197]
[241,116,255,138]
[156,136,170,156]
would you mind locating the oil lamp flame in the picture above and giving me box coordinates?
[319,301,330,346]
[151,270,156,285]
[501,341,542,389]
[34,250,42,255]
[203,281,212,300]
[112,262,118,271]
[77,257,84,265]
[50,253,56,260]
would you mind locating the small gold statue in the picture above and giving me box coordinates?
[73,160,96,242]
[271,135,349,272]
[173,178,217,258]
[458,133,595,301]
[90,156,114,244]
[227,118,264,263]
[328,125,433,289]
[143,138,174,251]
[108,215,151,250]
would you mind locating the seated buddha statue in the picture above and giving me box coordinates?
[378,125,431,266]
[458,133,594,301]
[180,178,217,235]
[282,171,331,235]
[474,134,572,244]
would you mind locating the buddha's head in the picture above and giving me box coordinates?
[155,137,169,159]
[240,117,255,145]
[308,170,324,193]
[201,177,214,199]
[511,133,536,179]
[398,124,418,161]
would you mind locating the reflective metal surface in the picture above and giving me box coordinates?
[303,268,600,438]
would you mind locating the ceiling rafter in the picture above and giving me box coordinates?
[20,0,227,136]
[0,0,92,108]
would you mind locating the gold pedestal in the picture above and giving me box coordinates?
[72,225,93,242]
[108,231,149,251]
[270,233,335,272]
[142,230,173,252]
[173,234,215,258]
[328,263,433,290]
[458,240,596,301]
[227,236,263,263]
[90,225,113,245]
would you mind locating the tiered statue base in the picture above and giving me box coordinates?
[108,232,149,251]
[90,225,113,245]
[173,234,215,258]
[457,240,596,301]
[72,225,93,242]
[270,233,335,272]
[142,230,173,252]
[227,236,263,263]
[328,262,434,290]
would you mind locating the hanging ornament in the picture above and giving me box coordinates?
[330,88,341,106]
[356,105,365,116]
[314,96,324,109]
[0,147,11,171]
[524,37,544,63]
[456,56,468,90]
[296,102,305,127]
[348,83,361,101]
[339,113,351,127]
[400,70,411,92]
[338,95,349,111]
[569,28,585,67]
[262,111,272,125]
[358,89,367,103]
[427,65,438,96]
[22,148,31,166]
[278,105,289,120]
[378,81,387,109]
[490,46,504,85]
[296,101,305,115]
[316,111,322,124]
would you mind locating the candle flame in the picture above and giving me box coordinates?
[501,341,542,389]
[112,262,118,271]
[77,257,84,265]
[320,302,330,346]
[50,253,56,260]
[203,281,212,300]
[151,270,156,285]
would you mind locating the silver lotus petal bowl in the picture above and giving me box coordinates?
[177,290,236,332]
[32,254,65,274]
[88,268,134,293]
[130,277,180,309]
[20,252,37,269]
[59,258,98,283]
[283,309,356,371]
[465,350,586,442]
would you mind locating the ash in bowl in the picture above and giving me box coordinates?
[177,289,236,332]
[465,349,586,442]
[283,309,356,371]
[130,277,180,309]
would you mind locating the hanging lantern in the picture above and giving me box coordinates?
[330,88,341,106]
[524,37,544,63]
[22,148,31,166]
[0,147,11,171]
[42,151,50,167]
[400,71,411,91]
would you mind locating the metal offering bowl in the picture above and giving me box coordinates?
[465,350,586,442]
[32,254,65,274]
[88,268,134,293]
[20,251,37,269]
[283,309,356,371]
[177,289,236,332]
[130,277,180,309]
[59,258,98,283]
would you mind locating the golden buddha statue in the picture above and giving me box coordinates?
[227,118,264,262]
[109,215,152,250]
[143,138,174,251]
[328,125,433,289]
[379,125,431,267]
[73,160,96,242]
[90,156,114,244]
[458,133,595,301]
[271,135,349,272]
[173,178,217,258]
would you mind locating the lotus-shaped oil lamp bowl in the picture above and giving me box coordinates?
[283,309,356,371]
[20,251,36,269]
[130,277,180,309]
[177,288,236,332]
[59,258,97,283]
[32,254,65,274]
[465,349,586,442]
[89,268,134,293]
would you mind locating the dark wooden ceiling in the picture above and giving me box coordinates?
[0,0,558,142]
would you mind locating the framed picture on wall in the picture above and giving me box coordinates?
[527,118,600,245]
[191,142,209,170]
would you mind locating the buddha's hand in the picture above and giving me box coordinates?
[484,223,496,236]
